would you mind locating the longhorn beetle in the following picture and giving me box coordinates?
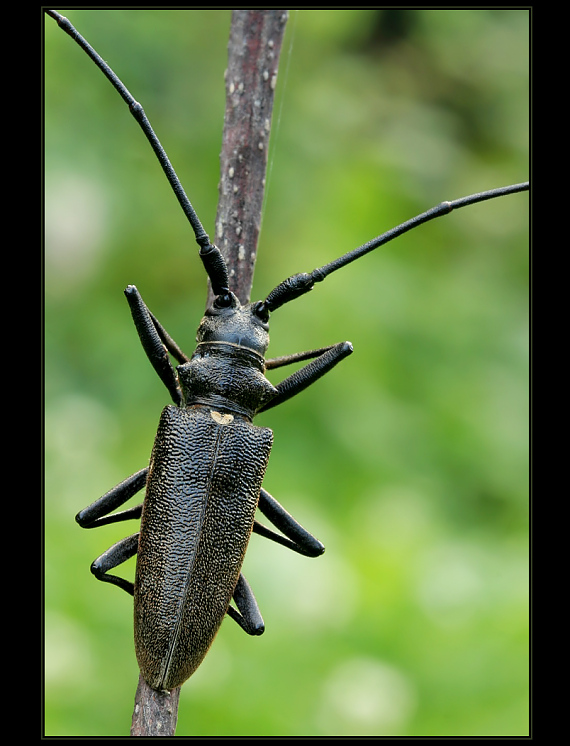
[45,9,529,730]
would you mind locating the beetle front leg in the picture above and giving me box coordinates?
[259,341,353,413]
[253,487,325,557]
[226,573,265,635]
[124,285,185,406]
[90,533,140,596]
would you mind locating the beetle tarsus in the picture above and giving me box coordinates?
[227,574,265,635]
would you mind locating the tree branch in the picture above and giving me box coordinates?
[208,9,289,306]
[130,10,288,736]
[131,676,180,736]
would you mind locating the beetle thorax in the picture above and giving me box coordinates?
[176,298,276,419]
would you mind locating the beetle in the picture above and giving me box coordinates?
[45,5,528,728]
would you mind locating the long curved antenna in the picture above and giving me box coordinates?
[46,10,230,299]
[259,182,529,314]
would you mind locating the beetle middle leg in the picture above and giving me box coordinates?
[76,467,148,529]
[253,488,325,557]
[252,341,354,555]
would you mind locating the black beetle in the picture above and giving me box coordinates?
[74,265,356,689]
[46,9,529,702]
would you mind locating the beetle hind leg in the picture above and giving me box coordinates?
[90,532,140,596]
[226,573,264,635]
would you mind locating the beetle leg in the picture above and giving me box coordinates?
[226,573,265,635]
[89,532,140,596]
[258,341,353,413]
[124,285,184,406]
[265,345,337,370]
[253,487,325,557]
[76,467,148,529]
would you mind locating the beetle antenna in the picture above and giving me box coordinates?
[46,10,231,300]
[258,182,529,314]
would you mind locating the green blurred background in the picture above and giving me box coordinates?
[44,9,529,737]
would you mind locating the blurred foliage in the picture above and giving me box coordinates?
[44,9,529,737]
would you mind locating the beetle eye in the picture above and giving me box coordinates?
[214,293,234,309]
[253,301,269,323]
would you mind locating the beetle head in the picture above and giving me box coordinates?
[197,292,270,357]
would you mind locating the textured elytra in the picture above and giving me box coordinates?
[134,405,273,690]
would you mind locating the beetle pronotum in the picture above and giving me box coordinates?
[45,9,529,737]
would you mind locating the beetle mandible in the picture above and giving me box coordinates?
[46,9,529,697]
